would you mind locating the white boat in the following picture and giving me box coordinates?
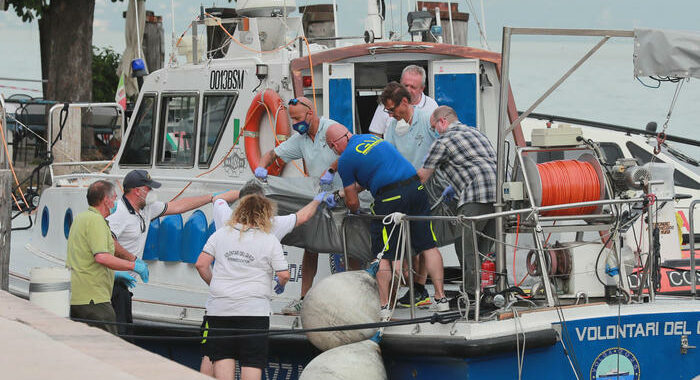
[4,2,700,378]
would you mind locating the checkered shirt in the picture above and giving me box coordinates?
[422,122,498,205]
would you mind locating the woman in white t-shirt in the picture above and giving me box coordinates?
[195,194,290,380]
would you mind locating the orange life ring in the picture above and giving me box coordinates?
[243,89,290,176]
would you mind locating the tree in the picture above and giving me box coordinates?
[92,47,121,102]
[7,0,107,102]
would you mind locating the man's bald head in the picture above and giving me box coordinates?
[288,97,317,130]
[326,123,353,154]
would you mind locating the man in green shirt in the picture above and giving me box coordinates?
[66,180,149,334]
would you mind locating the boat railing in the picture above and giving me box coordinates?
[689,199,699,299]
[342,196,678,322]
[46,102,124,179]
[50,171,249,187]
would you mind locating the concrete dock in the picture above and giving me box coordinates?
[0,290,209,379]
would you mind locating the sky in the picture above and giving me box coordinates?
[1,0,700,97]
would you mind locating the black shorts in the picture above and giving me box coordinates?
[370,179,437,260]
[201,315,270,369]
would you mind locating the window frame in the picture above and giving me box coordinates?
[598,142,625,164]
[155,91,200,168]
[198,91,238,168]
[119,92,158,167]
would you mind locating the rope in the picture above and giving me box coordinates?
[6,111,96,174]
[72,311,463,341]
[170,14,320,200]
[168,21,195,65]
[259,93,306,176]
[654,79,685,155]
[537,160,601,216]
[0,116,30,209]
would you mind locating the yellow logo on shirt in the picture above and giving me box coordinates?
[355,135,382,155]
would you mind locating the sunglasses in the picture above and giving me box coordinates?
[384,104,398,114]
[329,132,350,149]
[288,98,311,109]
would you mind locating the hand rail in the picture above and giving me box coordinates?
[689,199,699,299]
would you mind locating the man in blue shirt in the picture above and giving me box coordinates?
[379,81,438,307]
[326,124,448,313]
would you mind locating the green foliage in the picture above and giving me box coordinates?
[92,46,121,102]
[6,0,48,22]
[7,0,123,22]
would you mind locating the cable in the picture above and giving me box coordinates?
[512,214,520,286]
[259,93,306,176]
[538,160,601,216]
[0,116,30,209]
[72,311,463,341]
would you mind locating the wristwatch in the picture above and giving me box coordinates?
[327,168,336,174]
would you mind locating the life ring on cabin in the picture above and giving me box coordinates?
[243,89,290,176]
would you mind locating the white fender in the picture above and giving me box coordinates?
[301,270,381,351]
[299,340,387,380]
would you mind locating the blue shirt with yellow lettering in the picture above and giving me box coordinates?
[337,134,416,196]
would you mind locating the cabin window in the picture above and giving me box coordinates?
[120,95,156,166]
[199,93,237,167]
[625,142,700,190]
[599,142,624,164]
[157,94,198,166]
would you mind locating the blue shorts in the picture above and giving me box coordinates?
[370,179,437,260]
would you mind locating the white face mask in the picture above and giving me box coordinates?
[145,191,158,205]
[395,119,410,136]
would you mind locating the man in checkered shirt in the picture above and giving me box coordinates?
[417,105,498,293]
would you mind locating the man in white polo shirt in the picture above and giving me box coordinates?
[368,65,438,137]
[108,169,239,333]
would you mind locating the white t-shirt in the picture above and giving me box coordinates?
[107,197,168,257]
[368,94,438,135]
[203,225,288,316]
[212,199,296,241]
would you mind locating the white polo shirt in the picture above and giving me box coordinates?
[368,94,438,135]
[107,196,168,257]
[203,225,288,316]
[212,199,296,241]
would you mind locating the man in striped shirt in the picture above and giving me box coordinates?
[417,106,498,294]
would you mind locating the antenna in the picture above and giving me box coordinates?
[135,0,142,59]
[170,0,176,64]
[333,0,338,38]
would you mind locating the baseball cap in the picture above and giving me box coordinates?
[123,169,162,190]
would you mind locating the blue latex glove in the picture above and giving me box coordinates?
[324,193,337,208]
[212,190,229,198]
[273,275,285,294]
[114,271,136,288]
[366,260,379,277]
[313,191,327,202]
[370,330,383,343]
[320,170,335,185]
[441,185,456,202]
[254,167,268,179]
[132,259,149,283]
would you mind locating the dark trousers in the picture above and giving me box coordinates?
[111,282,133,336]
[455,203,496,293]
[70,301,118,334]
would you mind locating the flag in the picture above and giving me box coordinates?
[115,73,127,110]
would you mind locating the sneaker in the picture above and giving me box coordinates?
[282,299,303,315]
[397,287,432,308]
[431,297,450,312]
[380,305,391,320]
